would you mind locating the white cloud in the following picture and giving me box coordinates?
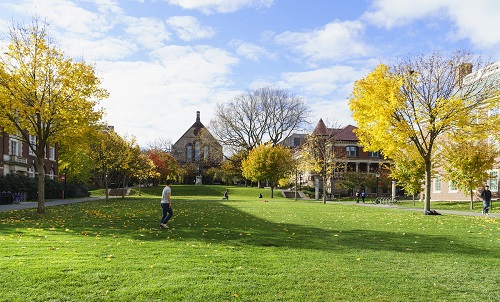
[61,35,138,61]
[166,0,273,14]
[364,0,500,50]
[275,20,370,64]
[229,40,273,61]
[363,0,445,28]
[282,66,369,97]
[150,45,238,86]
[446,1,500,49]
[96,45,239,145]
[5,0,117,36]
[124,17,171,49]
[166,16,215,41]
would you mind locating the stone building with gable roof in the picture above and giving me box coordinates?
[171,111,223,183]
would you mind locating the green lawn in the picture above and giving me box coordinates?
[1,185,499,301]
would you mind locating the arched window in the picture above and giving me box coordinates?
[186,144,193,162]
[195,142,201,161]
[204,146,209,160]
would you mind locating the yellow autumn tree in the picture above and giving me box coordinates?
[242,144,295,198]
[89,129,128,201]
[442,137,497,209]
[0,18,108,213]
[349,50,500,213]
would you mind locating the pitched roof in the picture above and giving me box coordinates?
[312,119,358,141]
[312,119,328,135]
[334,124,358,141]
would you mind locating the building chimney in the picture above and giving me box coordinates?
[196,111,200,123]
[455,63,473,88]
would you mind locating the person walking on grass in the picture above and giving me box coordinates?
[481,185,492,215]
[160,180,173,229]
[223,189,229,200]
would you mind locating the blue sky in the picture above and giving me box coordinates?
[1,0,500,148]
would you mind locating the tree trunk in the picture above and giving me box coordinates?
[37,160,46,213]
[322,175,327,204]
[424,159,432,212]
[121,175,126,199]
[469,189,474,210]
[104,173,109,202]
[271,186,274,198]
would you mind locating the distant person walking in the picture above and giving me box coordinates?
[481,185,492,215]
[160,180,173,229]
[223,189,229,200]
[361,190,366,203]
[355,190,360,203]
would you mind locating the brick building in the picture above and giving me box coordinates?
[0,127,58,179]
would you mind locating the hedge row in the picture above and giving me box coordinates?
[0,174,89,200]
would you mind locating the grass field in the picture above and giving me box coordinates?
[1,185,499,301]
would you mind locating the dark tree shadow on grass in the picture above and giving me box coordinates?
[0,197,496,259]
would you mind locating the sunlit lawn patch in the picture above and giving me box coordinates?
[1,185,499,301]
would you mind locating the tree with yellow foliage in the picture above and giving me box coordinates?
[442,137,497,209]
[349,50,500,212]
[0,18,108,213]
[242,144,295,198]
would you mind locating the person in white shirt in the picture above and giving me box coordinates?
[160,180,173,229]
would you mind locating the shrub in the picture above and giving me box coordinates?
[0,174,90,200]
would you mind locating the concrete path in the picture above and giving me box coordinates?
[1,197,498,218]
[0,196,114,212]
[340,201,499,218]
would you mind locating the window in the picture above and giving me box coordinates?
[369,151,380,158]
[346,146,358,157]
[433,175,441,192]
[48,146,55,160]
[293,137,301,147]
[486,170,498,192]
[29,135,36,155]
[28,166,35,178]
[204,146,209,160]
[195,142,201,161]
[448,180,458,193]
[186,144,193,162]
[9,139,22,156]
[489,107,499,117]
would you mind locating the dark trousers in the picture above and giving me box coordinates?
[483,200,491,214]
[161,203,173,224]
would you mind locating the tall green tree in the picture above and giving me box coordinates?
[242,144,295,198]
[349,50,500,212]
[0,18,108,213]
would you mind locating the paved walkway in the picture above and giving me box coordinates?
[339,201,499,218]
[0,196,113,212]
[0,197,498,218]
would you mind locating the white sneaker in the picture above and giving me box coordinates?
[160,223,168,229]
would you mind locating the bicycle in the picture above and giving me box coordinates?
[13,193,22,204]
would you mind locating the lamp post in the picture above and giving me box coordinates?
[375,170,380,197]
